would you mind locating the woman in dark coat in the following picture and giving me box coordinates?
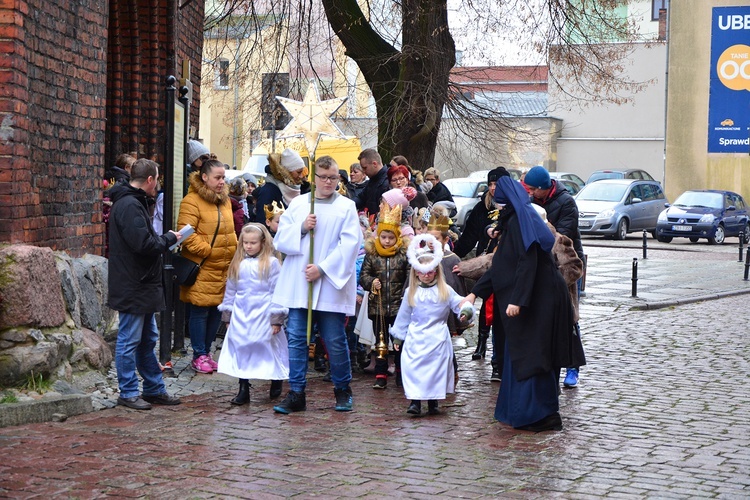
[463,170,575,432]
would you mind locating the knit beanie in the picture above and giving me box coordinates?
[187,140,210,166]
[280,148,305,172]
[524,166,552,189]
[381,188,409,209]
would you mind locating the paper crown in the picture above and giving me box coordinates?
[427,214,451,232]
[264,200,285,220]
[407,234,444,273]
[377,202,402,230]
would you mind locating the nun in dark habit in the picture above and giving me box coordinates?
[462,168,576,432]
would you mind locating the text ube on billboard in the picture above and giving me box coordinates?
[709,7,750,153]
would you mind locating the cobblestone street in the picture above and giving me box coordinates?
[1,244,749,498]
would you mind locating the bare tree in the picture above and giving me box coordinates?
[205,0,659,170]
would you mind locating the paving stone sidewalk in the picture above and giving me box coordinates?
[0,247,748,498]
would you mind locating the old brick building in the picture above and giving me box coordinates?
[0,0,206,256]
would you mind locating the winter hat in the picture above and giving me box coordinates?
[524,166,551,190]
[280,148,305,172]
[381,188,409,209]
[228,177,247,197]
[487,167,510,183]
[187,140,210,166]
[241,173,258,187]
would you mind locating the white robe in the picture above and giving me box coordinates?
[272,192,362,315]
[390,285,465,400]
[217,257,289,380]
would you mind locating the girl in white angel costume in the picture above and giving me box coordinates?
[391,234,474,416]
[218,223,288,405]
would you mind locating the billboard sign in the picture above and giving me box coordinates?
[708,7,750,153]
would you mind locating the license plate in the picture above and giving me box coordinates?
[579,220,592,228]
[672,225,692,231]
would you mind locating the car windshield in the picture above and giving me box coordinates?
[443,180,477,198]
[576,183,628,202]
[588,172,623,183]
[673,191,723,209]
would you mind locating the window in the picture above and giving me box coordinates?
[216,59,230,90]
[652,0,669,21]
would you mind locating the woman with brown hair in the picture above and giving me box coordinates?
[177,159,238,374]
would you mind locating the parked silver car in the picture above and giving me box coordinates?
[575,179,669,239]
[442,177,487,228]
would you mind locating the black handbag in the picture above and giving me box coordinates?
[172,253,201,286]
[173,206,221,286]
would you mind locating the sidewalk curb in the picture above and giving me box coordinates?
[0,394,93,428]
[629,287,750,310]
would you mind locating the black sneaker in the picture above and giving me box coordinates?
[142,393,181,405]
[490,367,502,382]
[373,376,387,389]
[273,390,306,414]
[334,386,353,412]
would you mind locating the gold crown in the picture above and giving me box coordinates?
[377,203,402,229]
[427,214,451,232]
[264,200,285,220]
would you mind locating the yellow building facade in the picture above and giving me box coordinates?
[666,0,750,201]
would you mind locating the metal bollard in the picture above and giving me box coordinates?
[739,232,744,262]
[744,248,750,281]
[642,229,648,259]
[631,258,638,297]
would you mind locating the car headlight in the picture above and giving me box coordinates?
[658,210,668,222]
[699,214,715,223]
[598,209,616,219]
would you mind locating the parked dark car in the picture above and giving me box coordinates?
[587,169,656,184]
[575,179,668,239]
[655,190,750,245]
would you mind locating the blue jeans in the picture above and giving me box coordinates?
[287,308,351,393]
[188,304,221,359]
[115,312,166,399]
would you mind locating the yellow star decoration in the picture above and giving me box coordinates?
[276,80,348,157]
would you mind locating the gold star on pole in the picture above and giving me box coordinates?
[276,79,348,157]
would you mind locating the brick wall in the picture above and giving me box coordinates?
[0,0,205,256]
[0,0,108,255]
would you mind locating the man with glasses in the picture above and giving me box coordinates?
[272,155,363,414]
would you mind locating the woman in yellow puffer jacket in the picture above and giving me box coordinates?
[177,159,238,374]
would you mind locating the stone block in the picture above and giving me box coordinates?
[0,245,66,329]
[55,252,82,328]
[80,327,112,371]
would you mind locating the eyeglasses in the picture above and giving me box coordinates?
[391,176,407,184]
[315,174,339,183]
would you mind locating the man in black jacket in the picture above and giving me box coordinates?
[108,159,183,410]
[354,148,390,217]
[524,166,585,388]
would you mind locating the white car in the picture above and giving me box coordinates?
[442,177,488,228]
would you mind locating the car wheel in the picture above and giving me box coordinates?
[657,236,672,243]
[708,225,725,245]
[614,219,628,240]
[689,237,699,243]
[743,223,750,244]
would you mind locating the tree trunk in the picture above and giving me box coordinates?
[321,0,455,171]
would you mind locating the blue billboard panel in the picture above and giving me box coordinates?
[708,7,750,153]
